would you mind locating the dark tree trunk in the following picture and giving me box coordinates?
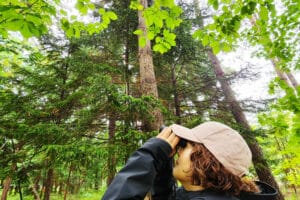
[64,164,73,200]
[106,116,116,186]
[17,179,23,200]
[43,168,54,200]
[124,12,131,96]
[207,49,284,200]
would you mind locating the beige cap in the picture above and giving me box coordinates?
[170,121,252,177]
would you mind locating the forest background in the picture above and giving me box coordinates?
[0,0,299,200]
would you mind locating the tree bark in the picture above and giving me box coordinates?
[44,168,54,200]
[1,176,12,200]
[1,156,18,200]
[124,8,131,96]
[272,61,290,84]
[138,0,163,131]
[286,72,299,89]
[31,175,41,200]
[63,164,73,200]
[207,49,284,200]
[31,185,41,200]
[106,116,116,186]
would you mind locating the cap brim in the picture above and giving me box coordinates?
[170,124,199,143]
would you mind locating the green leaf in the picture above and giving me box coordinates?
[153,43,167,54]
[209,0,219,10]
[138,36,146,47]
[65,27,75,38]
[98,8,105,15]
[20,23,32,38]
[147,31,155,40]
[163,30,176,46]
[76,1,87,15]
[192,29,204,40]
[0,70,11,78]
[222,5,229,12]
[107,11,118,20]
[221,0,231,4]
[88,3,95,10]
[222,43,231,52]
[133,29,143,35]
[26,14,43,25]
[155,36,162,43]
[202,35,210,46]
[2,19,24,31]
[154,17,163,28]
[130,1,143,10]
[160,0,175,7]
[27,22,41,36]
[211,40,220,54]
[259,6,269,21]
[60,9,67,16]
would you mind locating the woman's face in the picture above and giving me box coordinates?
[173,142,194,183]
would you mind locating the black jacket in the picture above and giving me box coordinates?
[102,138,278,200]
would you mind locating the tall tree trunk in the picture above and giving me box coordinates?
[63,164,73,200]
[285,72,299,89]
[31,185,41,200]
[207,49,284,200]
[1,143,19,200]
[44,168,54,200]
[17,179,23,200]
[270,59,299,91]
[106,116,116,186]
[124,7,131,96]
[1,176,12,200]
[138,0,163,131]
[31,175,41,200]
[271,59,291,86]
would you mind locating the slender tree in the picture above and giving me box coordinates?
[207,49,284,200]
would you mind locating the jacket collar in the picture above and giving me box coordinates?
[176,181,277,200]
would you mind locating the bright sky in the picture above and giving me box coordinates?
[219,45,275,100]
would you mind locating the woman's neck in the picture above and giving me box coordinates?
[181,182,205,191]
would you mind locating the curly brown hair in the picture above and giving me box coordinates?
[190,142,259,195]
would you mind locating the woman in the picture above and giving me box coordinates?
[102,121,278,200]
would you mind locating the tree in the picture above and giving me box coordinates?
[137,0,163,131]
[207,49,284,200]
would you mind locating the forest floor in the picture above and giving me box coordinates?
[1,188,106,200]
[1,187,298,199]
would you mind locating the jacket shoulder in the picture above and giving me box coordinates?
[238,181,278,200]
[175,187,239,200]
